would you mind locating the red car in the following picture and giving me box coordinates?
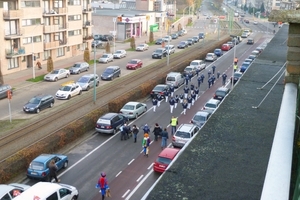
[153,147,180,173]
[221,44,231,51]
[126,59,143,70]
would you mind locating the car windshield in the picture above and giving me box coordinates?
[59,86,71,91]
[122,105,134,110]
[77,77,89,83]
[167,77,175,81]
[129,60,137,64]
[157,39,162,42]
[180,42,185,45]
[30,161,45,170]
[51,70,59,74]
[190,62,199,66]
[156,157,172,165]
[154,86,165,91]
[193,37,198,39]
[234,73,242,78]
[72,64,80,68]
[215,91,226,96]
[115,51,122,54]
[138,44,144,47]
[104,68,113,73]
[155,50,163,53]
[193,115,206,121]
[165,46,172,50]
[102,55,108,58]
[29,98,41,104]
[175,131,191,138]
[185,68,192,71]
[205,103,217,108]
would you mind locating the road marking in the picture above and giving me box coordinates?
[147,163,153,170]
[125,169,154,200]
[122,189,131,198]
[115,171,122,177]
[128,159,135,165]
[136,175,144,182]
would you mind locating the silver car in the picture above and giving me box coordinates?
[0,183,30,200]
[119,101,147,119]
[76,74,100,91]
[98,53,113,63]
[113,50,127,59]
[136,44,149,51]
[44,69,70,82]
[203,98,221,111]
[172,124,200,148]
[205,53,218,62]
[69,62,89,74]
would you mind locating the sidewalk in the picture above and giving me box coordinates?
[3,33,154,90]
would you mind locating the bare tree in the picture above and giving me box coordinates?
[47,56,54,72]
[149,31,154,43]
[105,42,111,53]
[130,36,136,49]
[0,68,3,84]
[84,47,90,63]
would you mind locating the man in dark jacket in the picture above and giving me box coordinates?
[152,123,162,141]
[161,128,169,149]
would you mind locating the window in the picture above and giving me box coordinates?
[57,47,65,57]
[77,44,80,49]
[66,47,70,52]
[23,36,41,44]
[46,192,58,200]
[21,0,40,7]
[68,29,81,36]
[22,18,41,26]
[68,15,81,21]
[44,50,51,60]
[8,58,19,69]
[68,0,81,5]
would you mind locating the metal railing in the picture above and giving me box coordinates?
[3,10,23,19]
[5,47,25,57]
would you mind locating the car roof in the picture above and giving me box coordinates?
[130,59,141,61]
[216,87,229,92]
[32,154,55,162]
[195,111,210,117]
[107,66,120,69]
[156,48,165,50]
[155,84,167,87]
[206,98,221,104]
[100,112,119,119]
[125,101,141,106]
[158,148,180,159]
[177,124,196,132]
[167,72,181,76]
[81,74,97,78]
[191,60,203,62]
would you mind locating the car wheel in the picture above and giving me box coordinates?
[45,174,51,182]
[49,102,54,108]
[36,108,40,113]
[144,107,147,112]
[79,90,82,95]
[96,81,99,86]
[63,161,68,169]
[54,77,58,82]
[67,95,71,100]
[111,76,114,80]
[66,74,69,78]
[87,67,89,71]
[135,113,138,119]
[86,86,90,91]
[113,129,117,135]
[71,196,78,200]
[77,70,81,74]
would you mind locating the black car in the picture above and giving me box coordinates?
[0,84,13,99]
[95,113,129,134]
[187,38,195,45]
[213,87,230,101]
[247,38,254,45]
[198,32,205,39]
[101,66,121,80]
[101,34,113,41]
[23,94,55,113]
[152,48,167,59]
[91,40,102,48]
[177,41,188,49]
[93,34,104,41]
[150,84,170,99]
[155,38,164,45]
[171,33,178,39]
[230,72,243,84]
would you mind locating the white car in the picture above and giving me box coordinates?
[205,53,217,62]
[203,98,221,111]
[119,101,147,119]
[55,81,82,100]
[0,183,31,200]
[44,68,70,82]
[253,21,258,25]
[190,60,206,70]
[98,53,113,63]
[243,30,251,37]
[113,50,127,59]
[69,62,89,74]
[136,43,149,51]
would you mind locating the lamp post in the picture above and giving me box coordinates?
[93,39,97,104]
[31,23,43,79]
[231,39,237,89]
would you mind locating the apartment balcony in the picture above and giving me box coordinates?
[82,5,92,13]
[83,35,93,42]
[5,47,25,58]
[44,41,59,50]
[43,7,67,16]
[3,10,23,20]
[59,39,67,46]
[4,29,23,40]
[83,21,92,28]
[43,24,68,33]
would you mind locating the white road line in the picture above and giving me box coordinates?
[136,175,144,182]
[128,159,135,165]
[115,171,122,177]
[122,189,131,198]
[125,169,154,200]
[147,163,153,170]
[140,149,144,154]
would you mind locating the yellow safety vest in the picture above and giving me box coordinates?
[171,118,177,126]
[233,65,238,70]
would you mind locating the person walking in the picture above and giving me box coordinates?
[169,84,175,97]
[49,160,60,183]
[143,124,150,134]
[212,65,216,74]
[161,128,169,149]
[183,85,189,99]
[170,116,178,135]
[188,72,193,80]
[190,83,195,92]
[208,70,212,78]
[174,95,179,108]
[194,87,199,100]
[187,95,192,109]
[142,133,151,157]
[201,73,205,83]
[222,72,227,86]
[211,75,215,86]
[196,68,200,77]
[157,94,162,107]
[217,71,220,79]
[197,75,201,88]
[191,91,196,106]
[164,89,169,103]
[182,99,188,115]
[169,97,175,113]
[132,125,139,143]
[185,74,190,85]
[233,63,238,72]
[97,172,109,200]
[208,77,212,88]
[152,123,162,141]
[120,124,127,141]
[152,97,158,112]
[36,60,42,70]
[179,93,184,103]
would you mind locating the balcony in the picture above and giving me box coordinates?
[83,35,93,42]
[59,39,67,46]
[82,5,92,13]
[43,7,67,16]
[44,41,59,50]
[4,29,23,40]
[5,47,25,58]
[43,24,68,33]
[3,10,23,20]
[83,21,92,28]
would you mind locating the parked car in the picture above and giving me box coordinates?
[256,46,264,53]
[251,50,260,56]
[0,183,30,200]
[95,113,128,134]
[203,98,221,111]
[191,111,212,127]
[101,34,113,41]
[76,74,100,91]
[214,48,223,57]
[69,62,89,74]
[241,32,248,38]
[240,61,251,73]
[55,82,82,100]
[244,19,249,24]
[190,60,206,70]
[213,87,230,101]
[187,38,195,45]
[248,54,257,62]
[227,41,235,48]
[183,65,197,76]
[178,29,187,36]
[243,29,251,37]
[221,44,231,51]
[153,148,180,173]
[136,43,149,51]
[98,53,113,63]
[126,59,143,70]
[165,72,185,88]
[171,33,178,39]
[244,58,253,63]
[163,35,172,42]
[150,84,170,99]
[152,48,167,59]
[0,84,13,99]
[253,21,258,25]
[93,34,104,40]
[172,124,200,148]
[155,38,164,45]
[44,69,70,82]
[198,32,205,39]
[101,66,121,80]
[177,41,188,49]
[119,101,147,119]
[23,94,55,113]
[165,45,175,55]
[205,53,217,62]
[247,38,254,44]
[230,72,243,84]
[113,50,127,59]
[27,154,68,181]
[91,40,103,48]
[192,36,200,43]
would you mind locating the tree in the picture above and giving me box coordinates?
[178,23,182,31]
[0,68,3,84]
[244,4,248,11]
[105,42,111,53]
[47,56,53,72]
[83,47,90,63]
[260,2,265,13]
[149,31,154,43]
[130,36,136,49]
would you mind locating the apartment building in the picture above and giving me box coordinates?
[1,0,93,75]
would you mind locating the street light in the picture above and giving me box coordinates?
[113,17,116,53]
[31,23,43,79]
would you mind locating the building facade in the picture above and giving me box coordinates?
[1,0,93,75]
